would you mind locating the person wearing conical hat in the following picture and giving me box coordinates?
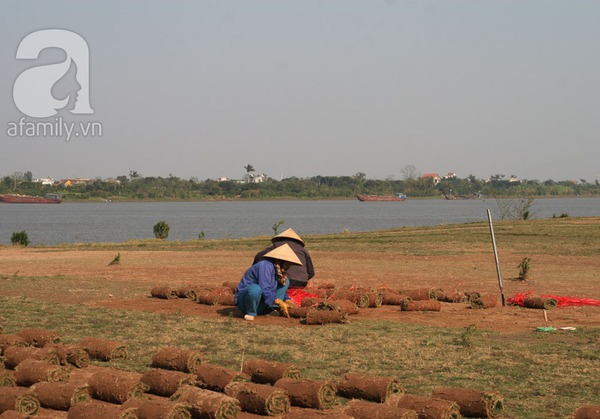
[235,243,302,321]
[253,228,315,289]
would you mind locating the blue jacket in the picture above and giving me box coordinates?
[234,260,288,306]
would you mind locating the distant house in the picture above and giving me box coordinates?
[444,172,457,179]
[33,177,55,185]
[421,173,442,185]
[216,177,230,182]
[246,173,268,184]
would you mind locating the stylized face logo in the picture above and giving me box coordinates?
[13,29,94,118]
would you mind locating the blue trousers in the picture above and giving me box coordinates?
[236,280,289,317]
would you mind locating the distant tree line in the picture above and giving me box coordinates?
[1,171,599,201]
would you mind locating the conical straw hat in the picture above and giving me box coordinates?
[264,243,302,265]
[272,228,305,247]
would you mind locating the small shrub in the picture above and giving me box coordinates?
[454,324,478,347]
[198,231,205,240]
[108,252,121,266]
[11,230,29,246]
[153,221,170,239]
[494,196,536,220]
[517,257,531,281]
[553,213,569,218]
[272,220,284,235]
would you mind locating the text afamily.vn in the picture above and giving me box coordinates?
[6,117,103,141]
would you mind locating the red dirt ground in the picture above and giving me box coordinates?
[2,247,599,334]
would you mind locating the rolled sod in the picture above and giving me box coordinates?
[274,377,337,409]
[193,288,215,301]
[400,300,442,312]
[287,306,309,318]
[30,382,90,411]
[523,295,558,310]
[224,381,290,416]
[3,346,61,369]
[0,335,28,356]
[185,289,199,301]
[151,286,179,299]
[79,337,128,361]
[573,404,600,419]
[389,394,461,419]
[381,292,408,305]
[314,301,340,311]
[336,372,404,403]
[88,369,148,404]
[398,288,437,301]
[242,358,302,385]
[17,329,61,348]
[50,344,90,368]
[432,387,504,418]
[469,294,498,310]
[195,363,251,392]
[366,292,384,308]
[0,369,16,387]
[14,358,70,386]
[343,399,418,419]
[176,285,198,299]
[171,385,240,419]
[122,397,192,419]
[196,289,235,306]
[151,347,205,374]
[301,297,329,307]
[438,292,468,303]
[221,281,239,292]
[465,291,482,301]
[305,307,348,325]
[329,290,370,308]
[140,369,198,397]
[0,387,40,416]
[66,400,138,419]
[327,300,359,315]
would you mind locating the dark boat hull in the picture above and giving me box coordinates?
[443,194,480,200]
[357,194,406,202]
[0,194,62,204]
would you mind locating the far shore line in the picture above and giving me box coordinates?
[21,194,600,204]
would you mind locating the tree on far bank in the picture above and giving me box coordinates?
[401,165,420,180]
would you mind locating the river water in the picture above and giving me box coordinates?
[0,197,598,245]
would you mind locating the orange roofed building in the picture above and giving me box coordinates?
[421,173,442,185]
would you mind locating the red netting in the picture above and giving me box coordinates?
[287,287,320,306]
[507,292,600,307]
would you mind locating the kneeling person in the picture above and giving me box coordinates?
[235,243,301,321]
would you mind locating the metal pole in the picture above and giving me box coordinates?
[487,209,506,306]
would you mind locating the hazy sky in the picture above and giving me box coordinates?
[1,1,599,182]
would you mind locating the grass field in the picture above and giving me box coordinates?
[1,216,599,418]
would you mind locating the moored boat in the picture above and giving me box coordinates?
[443,193,481,200]
[357,193,406,202]
[0,193,62,204]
